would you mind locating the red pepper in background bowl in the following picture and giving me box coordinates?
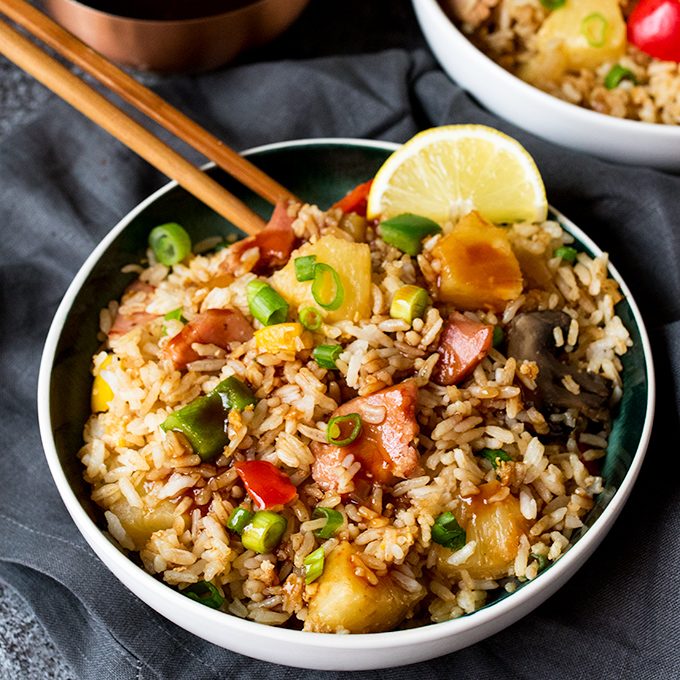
[235,460,297,509]
[628,0,680,62]
[331,179,373,216]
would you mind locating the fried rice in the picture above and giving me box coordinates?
[79,200,631,633]
[444,0,680,124]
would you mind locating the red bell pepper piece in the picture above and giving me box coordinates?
[235,460,297,509]
[628,0,680,62]
[331,179,373,217]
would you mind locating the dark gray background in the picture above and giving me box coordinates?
[1,0,679,678]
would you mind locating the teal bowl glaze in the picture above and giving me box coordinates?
[38,139,655,669]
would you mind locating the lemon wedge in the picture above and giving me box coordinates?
[367,125,547,225]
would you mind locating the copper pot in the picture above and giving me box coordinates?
[43,0,310,73]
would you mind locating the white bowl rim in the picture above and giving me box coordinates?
[414,0,680,138]
[37,136,656,650]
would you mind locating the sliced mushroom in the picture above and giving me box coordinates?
[507,311,611,420]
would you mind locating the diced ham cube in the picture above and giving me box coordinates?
[108,280,158,338]
[432,312,493,386]
[163,308,253,370]
[311,381,420,492]
[225,201,296,273]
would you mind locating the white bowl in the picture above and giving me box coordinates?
[413,0,680,169]
[38,139,655,670]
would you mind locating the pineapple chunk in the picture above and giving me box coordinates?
[518,48,569,85]
[91,354,114,413]
[431,211,523,311]
[110,499,179,550]
[270,235,372,323]
[304,542,424,633]
[436,481,529,580]
[253,322,313,354]
[534,0,626,72]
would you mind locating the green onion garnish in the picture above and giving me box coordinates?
[299,306,323,331]
[379,213,442,256]
[431,512,466,550]
[539,0,565,9]
[247,279,289,326]
[164,308,187,322]
[226,506,254,534]
[604,65,636,89]
[554,245,578,262]
[326,413,362,447]
[241,510,287,553]
[149,223,192,266]
[532,553,549,571]
[182,581,224,609]
[492,326,504,348]
[581,13,608,48]
[313,344,342,369]
[390,285,430,324]
[312,507,343,539]
[213,376,257,411]
[478,448,512,468]
[311,263,344,310]
[294,255,317,282]
[604,64,636,90]
[303,547,325,584]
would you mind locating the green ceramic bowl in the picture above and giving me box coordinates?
[38,139,655,670]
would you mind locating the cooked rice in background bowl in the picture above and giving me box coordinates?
[443,0,680,124]
[413,0,680,168]
[38,140,654,669]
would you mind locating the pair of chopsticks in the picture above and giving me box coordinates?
[0,0,298,235]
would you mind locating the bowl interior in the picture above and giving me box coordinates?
[47,141,650,609]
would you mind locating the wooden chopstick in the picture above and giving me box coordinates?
[0,0,299,209]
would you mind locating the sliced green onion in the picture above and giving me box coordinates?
[227,507,254,534]
[213,376,257,411]
[247,279,289,326]
[311,263,344,310]
[164,308,187,322]
[379,213,442,256]
[149,223,192,266]
[532,553,549,571]
[182,581,224,609]
[431,512,466,550]
[554,245,578,262]
[312,507,344,539]
[478,448,512,469]
[303,547,325,584]
[326,413,362,447]
[581,13,608,48]
[604,64,637,90]
[299,306,323,331]
[295,255,317,282]
[492,326,504,348]
[390,285,430,324]
[313,344,342,369]
[241,510,287,553]
[539,0,565,8]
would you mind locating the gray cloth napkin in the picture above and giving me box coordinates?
[1,10,679,680]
